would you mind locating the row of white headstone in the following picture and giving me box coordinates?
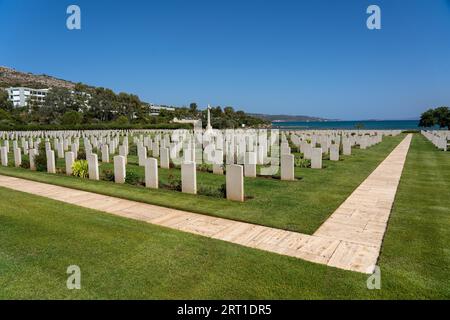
[0,130,397,169]
[0,129,396,176]
[421,130,449,151]
[0,129,400,202]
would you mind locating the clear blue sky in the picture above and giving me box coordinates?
[1,0,450,120]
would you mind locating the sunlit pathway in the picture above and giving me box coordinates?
[0,135,412,274]
[314,134,413,272]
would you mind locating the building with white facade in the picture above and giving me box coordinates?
[6,87,49,107]
[148,104,175,116]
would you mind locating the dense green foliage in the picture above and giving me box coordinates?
[159,102,269,129]
[71,160,89,178]
[419,106,450,129]
[0,86,269,129]
[34,144,47,172]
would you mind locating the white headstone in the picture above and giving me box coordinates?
[226,164,244,202]
[244,151,257,178]
[330,144,339,161]
[101,144,110,163]
[1,146,8,166]
[212,150,224,175]
[46,150,56,173]
[144,158,158,189]
[29,149,36,170]
[303,143,312,160]
[114,155,126,184]
[65,151,75,175]
[281,154,295,181]
[311,147,322,169]
[57,142,64,159]
[343,140,351,155]
[160,147,170,169]
[14,147,22,167]
[88,153,99,180]
[119,145,127,164]
[138,146,147,167]
[181,162,197,194]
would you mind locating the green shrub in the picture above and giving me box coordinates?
[218,183,226,198]
[34,144,47,172]
[61,111,83,125]
[77,150,86,160]
[115,115,129,125]
[20,158,30,169]
[101,169,115,181]
[197,183,227,198]
[72,160,89,178]
[198,163,211,172]
[56,167,66,174]
[294,156,311,168]
[402,130,420,134]
[125,171,143,186]
[128,144,137,156]
[162,174,182,191]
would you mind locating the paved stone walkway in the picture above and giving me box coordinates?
[0,134,412,274]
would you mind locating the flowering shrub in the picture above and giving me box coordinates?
[72,160,89,178]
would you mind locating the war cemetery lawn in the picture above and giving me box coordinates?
[0,134,403,234]
[0,134,448,299]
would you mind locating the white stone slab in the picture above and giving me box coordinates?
[114,155,126,184]
[145,157,158,189]
[181,162,197,194]
[226,164,244,202]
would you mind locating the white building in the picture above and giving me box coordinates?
[148,104,175,116]
[6,87,49,107]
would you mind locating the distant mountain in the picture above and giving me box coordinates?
[248,113,330,122]
[0,66,76,89]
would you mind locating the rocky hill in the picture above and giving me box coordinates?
[0,66,76,89]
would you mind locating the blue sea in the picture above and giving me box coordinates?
[271,120,423,130]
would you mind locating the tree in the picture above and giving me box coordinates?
[433,106,450,128]
[0,89,13,111]
[419,109,436,127]
[189,103,198,113]
[0,108,12,121]
[419,106,450,129]
[115,115,129,125]
[224,106,234,115]
[39,88,79,124]
[61,110,83,125]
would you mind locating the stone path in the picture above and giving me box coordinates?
[0,134,412,274]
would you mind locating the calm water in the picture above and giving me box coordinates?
[271,120,422,130]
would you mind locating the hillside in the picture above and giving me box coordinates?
[248,113,329,122]
[0,66,76,89]
[0,66,325,121]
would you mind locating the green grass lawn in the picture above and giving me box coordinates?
[0,134,448,299]
[0,134,403,234]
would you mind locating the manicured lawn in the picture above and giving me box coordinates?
[0,134,448,299]
[376,134,450,298]
[0,135,403,234]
